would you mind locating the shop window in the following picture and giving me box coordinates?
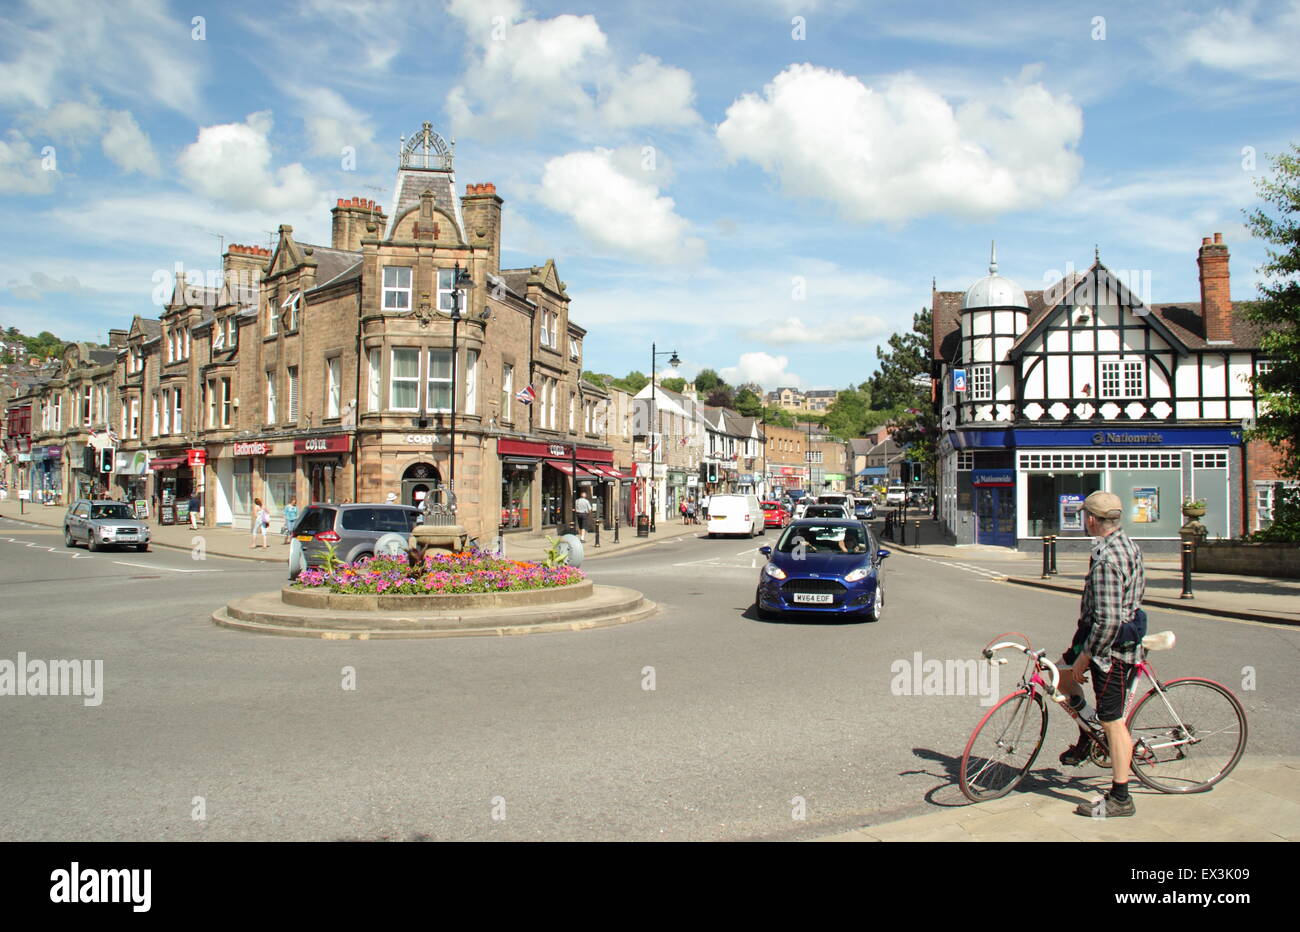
[1026,473,1102,538]
[501,465,533,529]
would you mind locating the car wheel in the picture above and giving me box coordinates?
[64,528,76,548]
[754,590,776,621]
[136,543,149,553]
[87,534,99,552]
[869,584,884,622]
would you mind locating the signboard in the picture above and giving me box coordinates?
[294,436,349,454]
[160,503,177,525]
[1131,487,1159,523]
[133,499,149,519]
[952,369,967,392]
[1059,493,1085,531]
[232,441,269,457]
[971,469,1015,487]
[548,444,568,457]
[176,500,190,521]
[187,449,207,466]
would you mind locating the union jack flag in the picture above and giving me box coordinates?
[515,384,536,405]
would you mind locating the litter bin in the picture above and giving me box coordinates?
[636,514,650,537]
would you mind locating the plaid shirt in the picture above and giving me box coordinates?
[1077,528,1146,671]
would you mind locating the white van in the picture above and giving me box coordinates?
[816,493,850,508]
[707,493,764,538]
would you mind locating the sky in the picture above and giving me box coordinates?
[1,0,1297,391]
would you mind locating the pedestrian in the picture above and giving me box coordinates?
[386,491,398,504]
[574,489,593,543]
[188,490,201,529]
[1056,490,1147,818]
[700,494,710,521]
[282,496,300,544]
[680,499,688,523]
[251,497,271,549]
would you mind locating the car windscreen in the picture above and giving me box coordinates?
[295,507,336,535]
[776,525,867,554]
[803,506,845,517]
[90,504,134,520]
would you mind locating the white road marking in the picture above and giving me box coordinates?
[114,556,223,571]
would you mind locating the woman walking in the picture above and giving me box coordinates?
[252,497,271,549]
[281,496,300,544]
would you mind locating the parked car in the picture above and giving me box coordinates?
[802,503,852,520]
[290,503,424,578]
[63,499,152,552]
[755,519,889,621]
[706,493,764,538]
[760,499,790,529]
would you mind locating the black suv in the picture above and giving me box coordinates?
[290,503,423,577]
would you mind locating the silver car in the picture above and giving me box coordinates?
[64,499,152,552]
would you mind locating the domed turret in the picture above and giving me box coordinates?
[962,242,1029,311]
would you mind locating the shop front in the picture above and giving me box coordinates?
[296,435,351,508]
[115,449,152,515]
[211,440,295,529]
[149,450,200,525]
[946,426,1241,552]
[497,439,615,531]
[30,445,63,503]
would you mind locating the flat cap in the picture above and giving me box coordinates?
[1083,490,1123,520]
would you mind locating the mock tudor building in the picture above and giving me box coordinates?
[933,236,1277,551]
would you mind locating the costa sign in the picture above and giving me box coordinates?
[294,435,349,454]
[232,441,269,456]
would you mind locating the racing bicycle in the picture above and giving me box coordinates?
[958,630,1248,802]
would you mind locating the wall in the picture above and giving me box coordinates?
[1193,541,1300,579]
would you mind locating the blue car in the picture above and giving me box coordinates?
[853,500,876,521]
[754,519,889,622]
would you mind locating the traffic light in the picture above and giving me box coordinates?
[912,463,923,483]
[708,465,718,483]
[100,447,115,473]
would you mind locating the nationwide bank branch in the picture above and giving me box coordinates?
[939,425,1241,552]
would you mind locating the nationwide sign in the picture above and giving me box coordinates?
[232,441,269,457]
[1091,431,1163,445]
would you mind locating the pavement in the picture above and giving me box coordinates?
[0,500,704,565]
[816,756,1300,842]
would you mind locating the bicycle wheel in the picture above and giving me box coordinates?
[959,689,1048,802]
[1128,678,1248,793]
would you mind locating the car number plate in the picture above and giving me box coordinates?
[297,535,313,542]
[711,515,725,520]
[793,593,834,604]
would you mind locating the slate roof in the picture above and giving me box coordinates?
[387,167,464,240]
[302,243,363,291]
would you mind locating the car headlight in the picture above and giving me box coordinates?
[763,563,787,580]
[843,567,871,582]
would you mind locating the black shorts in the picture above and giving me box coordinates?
[1062,649,1137,722]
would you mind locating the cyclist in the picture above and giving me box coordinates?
[1056,490,1147,818]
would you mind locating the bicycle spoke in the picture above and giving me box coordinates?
[960,691,1047,802]
[1129,680,1247,793]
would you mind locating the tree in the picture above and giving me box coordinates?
[694,368,726,394]
[706,388,734,409]
[615,371,649,395]
[660,376,686,393]
[1244,143,1300,484]
[867,307,932,411]
[761,405,795,428]
[734,386,763,417]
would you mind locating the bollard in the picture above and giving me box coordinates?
[1042,537,1051,578]
[1049,535,1058,575]
[1180,540,1194,599]
[614,514,620,543]
[594,517,601,548]
[914,520,921,548]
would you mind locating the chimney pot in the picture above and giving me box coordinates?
[1214,232,1223,244]
[337,198,344,207]
[1202,237,1212,246]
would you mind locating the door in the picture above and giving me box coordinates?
[976,486,1016,548]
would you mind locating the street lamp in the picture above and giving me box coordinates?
[648,342,680,532]
[441,263,475,511]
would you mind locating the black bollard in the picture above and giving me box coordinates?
[614,514,621,543]
[1042,537,1051,579]
[1049,535,1058,575]
[594,517,601,548]
[1180,540,1194,599]
[915,520,921,547]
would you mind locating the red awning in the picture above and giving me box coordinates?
[545,459,599,477]
[149,456,188,470]
[583,464,614,479]
[604,466,627,479]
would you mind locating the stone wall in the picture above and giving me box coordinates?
[1193,540,1300,579]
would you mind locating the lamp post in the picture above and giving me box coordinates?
[442,263,474,511]
[648,342,680,532]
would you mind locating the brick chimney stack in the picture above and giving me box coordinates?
[331,198,387,251]
[1198,231,1232,344]
[461,183,502,276]
[223,244,271,306]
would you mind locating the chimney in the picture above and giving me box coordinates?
[108,328,128,348]
[461,182,502,276]
[1198,232,1232,343]
[223,244,271,307]
[332,198,387,251]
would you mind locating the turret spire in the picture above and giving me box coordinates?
[989,240,998,274]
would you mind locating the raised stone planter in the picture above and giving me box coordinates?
[214,578,655,638]
[1193,541,1300,579]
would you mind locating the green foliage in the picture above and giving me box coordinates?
[694,368,727,394]
[734,386,763,417]
[761,405,795,428]
[867,306,932,411]
[617,371,649,394]
[1249,487,1300,542]
[660,376,686,393]
[542,536,568,568]
[320,540,342,574]
[1243,144,1300,479]
[706,388,734,408]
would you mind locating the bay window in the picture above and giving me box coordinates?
[427,349,452,412]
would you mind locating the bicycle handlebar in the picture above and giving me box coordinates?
[983,642,1066,702]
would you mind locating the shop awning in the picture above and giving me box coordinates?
[149,456,188,471]
[544,459,600,478]
[584,464,620,479]
[602,466,627,479]
[857,467,888,477]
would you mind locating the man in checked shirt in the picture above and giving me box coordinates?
[1056,490,1147,817]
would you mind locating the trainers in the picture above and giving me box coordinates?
[1075,791,1135,818]
[1059,742,1090,767]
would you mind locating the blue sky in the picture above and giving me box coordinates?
[1,0,1297,390]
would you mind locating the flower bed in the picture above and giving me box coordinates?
[294,549,585,595]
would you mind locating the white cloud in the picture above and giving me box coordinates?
[1176,1,1300,81]
[288,87,377,160]
[716,63,1083,223]
[745,314,890,345]
[177,112,321,213]
[0,131,55,195]
[720,352,804,390]
[20,98,162,177]
[538,148,703,264]
[446,3,699,138]
[0,0,203,113]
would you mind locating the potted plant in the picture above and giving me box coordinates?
[1182,498,1207,519]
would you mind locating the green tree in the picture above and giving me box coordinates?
[660,376,686,393]
[761,405,795,428]
[734,386,763,417]
[615,371,649,394]
[867,307,932,411]
[706,388,734,408]
[1244,144,1300,484]
[694,368,727,394]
